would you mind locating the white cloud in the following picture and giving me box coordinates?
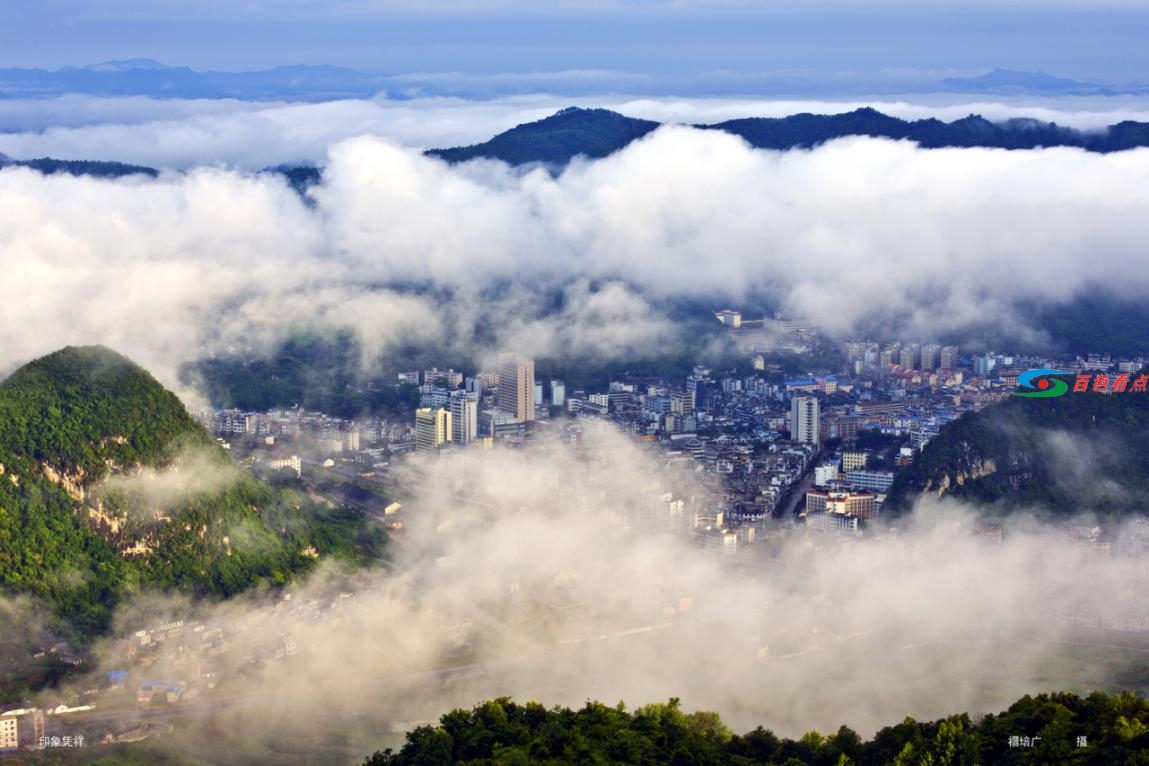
[71,430,1149,745]
[4,93,1149,170]
[3,125,1149,397]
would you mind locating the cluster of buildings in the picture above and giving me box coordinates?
[717,310,818,354]
[200,313,1149,555]
[412,354,567,452]
[0,587,379,752]
[198,406,368,454]
[0,707,89,752]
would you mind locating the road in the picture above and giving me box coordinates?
[776,452,821,519]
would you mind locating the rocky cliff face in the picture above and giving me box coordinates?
[923,457,998,496]
[886,380,1149,519]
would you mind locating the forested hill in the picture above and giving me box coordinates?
[885,379,1149,519]
[365,691,1149,766]
[0,346,385,638]
[427,106,1149,167]
[711,107,1149,152]
[0,154,158,178]
[0,345,212,478]
[427,107,660,165]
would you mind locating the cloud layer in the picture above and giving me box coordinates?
[4,123,1149,396]
[62,427,1149,760]
[7,94,1149,170]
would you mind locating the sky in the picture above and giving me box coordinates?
[1,1,1149,84]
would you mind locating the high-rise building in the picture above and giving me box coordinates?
[791,396,820,446]
[920,343,942,371]
[688,377,708,411]
[671,392,694,416]
[497,354,535,422]
[940,345,960,370]
[415,407,452,452]
[899,344,921,370]
[550,379,566,408]
[449,392,478,445]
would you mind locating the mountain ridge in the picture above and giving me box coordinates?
[429,106,1149,167]
[5,106,1149,181]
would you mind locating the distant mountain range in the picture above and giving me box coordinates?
[432,106,1149,167]
[939,67,1111,94]
[0,153,158,178]
[5,107,1149,182]
[1,61,1144,101]
[0,59,392,101]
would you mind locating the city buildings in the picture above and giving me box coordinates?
[940,345,960,370]
[450,392,478,445]
[267,455,302,477]
[805,490,878,519]
[671,391,694,417]
[423,368,464,388]
[920,343,941,371]
[415,407,452,452]
[841,451,868,472]
[806,511,860,534]
[899,344,920,370]
[845,470,895,493]
[497,354,535,422]
[1,716,17,751]
[791,396,820,446]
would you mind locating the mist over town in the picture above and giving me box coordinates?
[5,1,1149,764]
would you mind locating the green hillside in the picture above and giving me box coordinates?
[885,381,1149,519]
[365,692,1149,766]
[0,346,385,639]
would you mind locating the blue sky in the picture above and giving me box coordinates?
[2,1,1148,85]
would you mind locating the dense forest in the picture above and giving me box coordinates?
[885,378,1149,519]
[1031,290,1149,358]
[365,691,1149,765]
[0,346,386,645]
